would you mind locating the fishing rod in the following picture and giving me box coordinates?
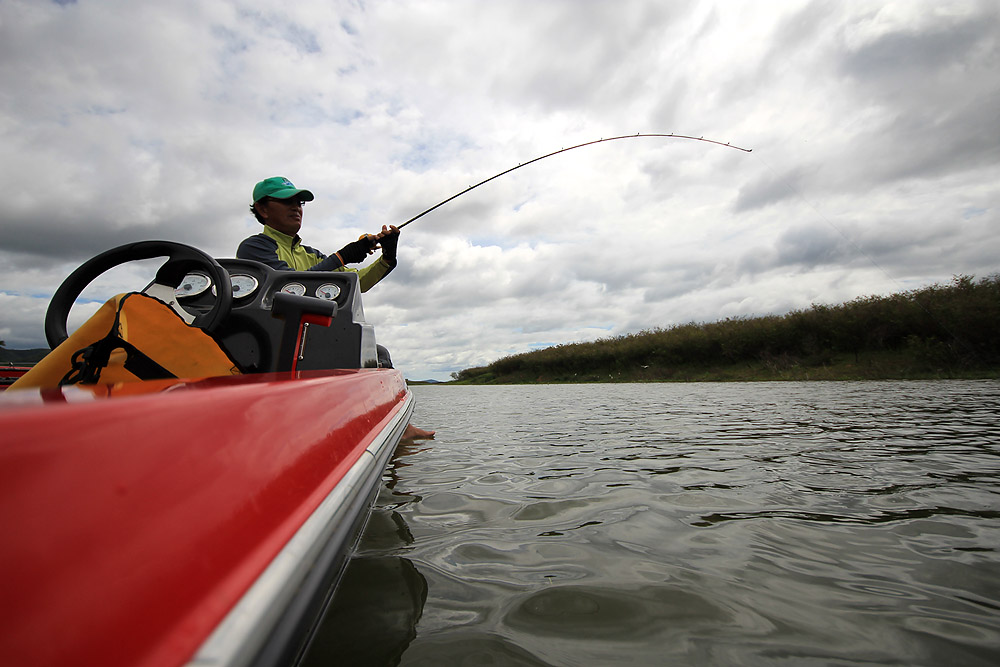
[397,133,752,229]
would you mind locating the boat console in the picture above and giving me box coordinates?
[171,258,379,373]
[41,240,380,377]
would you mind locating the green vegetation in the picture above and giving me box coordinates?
[452,275,1000,384]
[0,348,48,365]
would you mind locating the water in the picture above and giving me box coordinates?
[303,381,1000,666]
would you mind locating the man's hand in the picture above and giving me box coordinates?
[358,233,379,255]
[377,225,400,266]
[336,239,372,265]
[338,225,399,266]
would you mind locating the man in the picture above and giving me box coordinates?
[237,176,397,292]
[239,176,434,440]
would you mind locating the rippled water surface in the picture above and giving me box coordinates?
[303,381,1000,666]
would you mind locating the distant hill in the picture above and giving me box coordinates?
[452,274,1000,384]
[0,348,49,365]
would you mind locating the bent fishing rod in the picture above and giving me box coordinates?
[397,133,752,229]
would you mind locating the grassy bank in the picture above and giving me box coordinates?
[0,348,48,365]
[453,275,1000,384]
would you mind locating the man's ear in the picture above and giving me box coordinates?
[253,201,268,220]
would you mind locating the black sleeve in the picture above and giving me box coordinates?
[301,245,347,271]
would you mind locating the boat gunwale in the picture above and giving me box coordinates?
[0,367,412,667]
[187,390,415,667]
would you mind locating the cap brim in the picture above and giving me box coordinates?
[258,188,315,202]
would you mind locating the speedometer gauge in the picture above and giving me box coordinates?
[315,284,341,300]
[280,282,307,296]
[230,274,258,299]
[176,272,211,298]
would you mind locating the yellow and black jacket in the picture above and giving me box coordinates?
[237,226,393,293]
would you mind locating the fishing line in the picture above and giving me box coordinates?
[397,133,751,229]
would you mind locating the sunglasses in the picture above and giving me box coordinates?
[266,197,307,207]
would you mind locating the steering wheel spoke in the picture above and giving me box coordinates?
[143,282,197,324]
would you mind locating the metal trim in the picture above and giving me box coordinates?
[186,391,415,667]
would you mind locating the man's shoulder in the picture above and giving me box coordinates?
[239,232,274,243]
[236,233,277,258]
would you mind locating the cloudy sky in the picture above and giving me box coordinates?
[1,0,997,380]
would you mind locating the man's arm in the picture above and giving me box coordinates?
[355,225,398,291]
[357,257,395,292]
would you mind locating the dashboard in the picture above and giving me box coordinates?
[176,270,343,304]
[170,259,358,313]
[160,258,376,373]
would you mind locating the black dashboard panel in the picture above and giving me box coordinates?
[173,259,378,372]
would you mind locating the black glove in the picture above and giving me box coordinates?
[336,239,371,265]
[380,228,399,266]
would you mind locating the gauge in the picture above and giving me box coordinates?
[230,274,258,299]
[280,282,307,296]
[315,283,341,301]
[175,272,211,298]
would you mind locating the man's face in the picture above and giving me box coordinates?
[257,197,305,236]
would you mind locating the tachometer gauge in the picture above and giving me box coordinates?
[175,272,211,298]
[315,283,341,300]
[230,274,258,299]
[280,282,307,296]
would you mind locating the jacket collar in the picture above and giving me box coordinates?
[262,225,301,247]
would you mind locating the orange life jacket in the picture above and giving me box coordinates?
[10,293,240,391]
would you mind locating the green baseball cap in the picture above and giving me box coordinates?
[252,176,315,203]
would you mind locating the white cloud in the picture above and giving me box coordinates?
[1,0,997,380]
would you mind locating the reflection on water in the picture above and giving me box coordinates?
[300,554,427,666]
[305,381,1000,666]
[301,443,430,666]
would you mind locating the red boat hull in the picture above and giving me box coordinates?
[0,365,31,388]
[0,368,411,667]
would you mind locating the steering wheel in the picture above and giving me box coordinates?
[45,240,233,349]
